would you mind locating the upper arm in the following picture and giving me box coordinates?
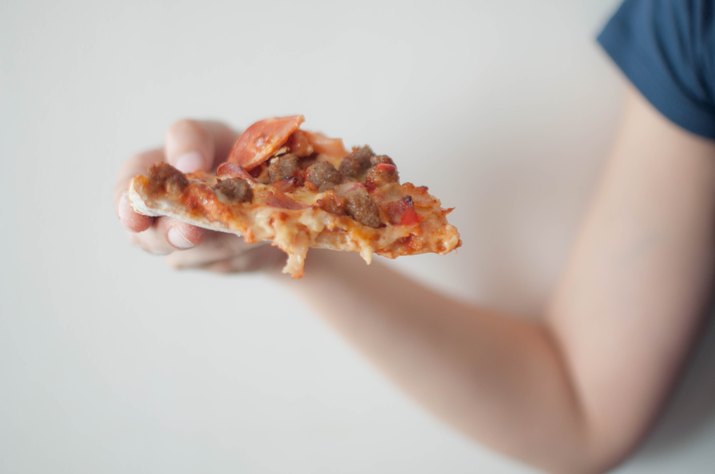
[546,87,715,466]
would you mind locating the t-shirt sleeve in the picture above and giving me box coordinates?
[598,0,715,139]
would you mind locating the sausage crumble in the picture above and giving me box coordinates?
[339,146,374,179]
[268,153,301,183]
[344,186,381,228]
[215,177,253,203]
[148,162,189,195]
[306,161,342,191]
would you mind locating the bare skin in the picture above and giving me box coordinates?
[115,88,715,473]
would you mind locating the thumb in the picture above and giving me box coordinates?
[164,119,237,173]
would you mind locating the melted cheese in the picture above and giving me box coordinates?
[129,174,460,279]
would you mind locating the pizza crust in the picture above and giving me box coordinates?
[128,181,236,235]
[128,176,381,277]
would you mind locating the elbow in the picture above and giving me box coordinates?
[534,422,646,474]
[584,435,644,474]
[533,444,637,474]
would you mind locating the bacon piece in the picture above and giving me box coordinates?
[383,196,421,226]
[227,115,304,170]
[315,191,347,216]
[215,162,256,181]
[365,163,399,191]
[272,177,301,193]
[334,181,366,196]
[265,192,308,210]
[303,131,348,158]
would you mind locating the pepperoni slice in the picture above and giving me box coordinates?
[227,115,304,170]
[285,130,314,157]
[303,131,348,158]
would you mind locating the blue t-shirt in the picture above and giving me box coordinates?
[598,0,715,140]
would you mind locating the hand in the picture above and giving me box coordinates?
[115,119,284,272]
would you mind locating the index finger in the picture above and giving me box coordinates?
[115,120,238,232]
[164,119,238,173]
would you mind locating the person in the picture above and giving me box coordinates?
[114,1,715,471]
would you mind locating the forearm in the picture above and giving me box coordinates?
[287,252,591,472]
[546,90,715,466]
[280,90,715,473]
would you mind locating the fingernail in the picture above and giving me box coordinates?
[118,193,130,223]
[168,227,194,249]
[174,151,204,173]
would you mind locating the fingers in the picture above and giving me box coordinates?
[201,245,284,273]
[128,217,205,255]
[166,233,284,273]
[165,220,205,249]
[116,119,238,256]
[165,232,249,268]
[114,149,164,232]
[164,119,237,173]
[118,192,152,232]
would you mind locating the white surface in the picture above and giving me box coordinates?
[3,0,715,473]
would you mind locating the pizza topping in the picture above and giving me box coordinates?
[272,178,301,193]
[306,160,342,191]
[215,162,256,182]
[370,154,395,166]
[268,153,302,183]
[365,163,399,190]
[249,163,271,184]
[339,146,374,179]
[147,162,188,196]
[400,205,421,225]
[215,177,253,203]
[265,192,309,210]
[227,115,304,170]
[286,130,315,157]
[303,131,348,158]
[344,186,382,228]
[383,195,421,226]
[315,191,347,216]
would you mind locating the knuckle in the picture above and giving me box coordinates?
[119,152,150,177]
[117,149,163,188]
[130,150,153,163]
[130,149,160,168]
[164,253,183,268]
[128,229,172,256]
[144,241,173,256]
[166,118,207,142]
[127,232,141,246]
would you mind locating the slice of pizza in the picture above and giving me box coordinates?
[129,115,461,278]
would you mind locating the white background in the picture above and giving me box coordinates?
[3,0,715,472]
